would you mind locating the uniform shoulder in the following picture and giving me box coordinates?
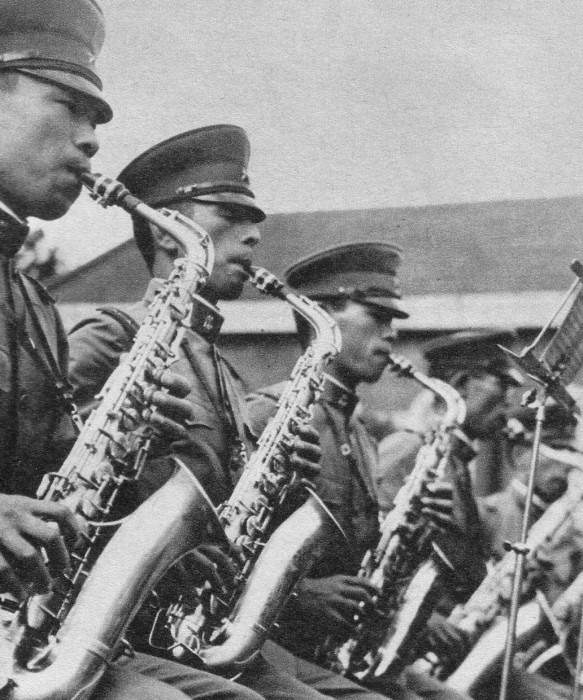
[69,304,142,344]
[246,380,289,435]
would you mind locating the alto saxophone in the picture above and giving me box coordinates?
[159,266,346,670]
[0,173,220,700]
[430,468,583,694]
[320,354,466,680]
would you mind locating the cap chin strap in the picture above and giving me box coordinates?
[0,57,102,88]
[175,181,254,199]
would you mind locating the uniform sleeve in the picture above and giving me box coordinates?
[68,314,130,416]
[245,386,283,436]
[68,315,234,505]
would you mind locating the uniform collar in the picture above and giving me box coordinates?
[0,201,29,258]
[322,373,359,416]
[146,278,224,344]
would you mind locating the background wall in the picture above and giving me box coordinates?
[32,1,583,276]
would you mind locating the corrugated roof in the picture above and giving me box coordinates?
[49,195,583,305]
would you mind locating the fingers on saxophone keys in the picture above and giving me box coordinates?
[0,535,52,597]
[146,367,191,399]
[148,412,189,443]
[0,556,27,600]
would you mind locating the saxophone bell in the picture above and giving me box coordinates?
[0,173,216,699]
[319,354,466,679]
[152,266,345,671]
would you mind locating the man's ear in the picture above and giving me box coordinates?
[150,223,179,258]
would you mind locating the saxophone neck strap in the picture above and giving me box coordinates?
[322,374,359,416]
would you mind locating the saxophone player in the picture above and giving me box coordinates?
[467,405,583,700]
[246,243,472,700]
[376,330,522,660]
[377,329,524,506]
[0,3,266,699]
[68,126,392,700]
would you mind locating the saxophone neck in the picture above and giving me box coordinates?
[387,353,466,430]
[82,172,215,290]
[248,266,342,363]
[160,209,215,289]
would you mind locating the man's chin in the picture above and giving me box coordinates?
[32,195,77,220]
[218,282,245,301]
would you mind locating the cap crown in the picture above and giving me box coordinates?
[0,0,112,122]
[119,125,265,267]
[119,125,253,202]
[423,328,522,384]
[285,241,408,319]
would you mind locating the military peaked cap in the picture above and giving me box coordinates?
[422,328,523,386]
[0,0,112,123]
[118,125,265,267]
[285,242,409,319]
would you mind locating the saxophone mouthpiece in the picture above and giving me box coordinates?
[81,172,98,189]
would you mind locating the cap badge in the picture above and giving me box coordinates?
[0,50,39,62]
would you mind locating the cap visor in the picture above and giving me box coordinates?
[17,68,113,123]
[364,297,409,320]
[193,192,266,222]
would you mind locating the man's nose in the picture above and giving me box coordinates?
[383,327,397,342]
[76,122,99,159]
[240,223,261,247]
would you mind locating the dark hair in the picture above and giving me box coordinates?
[133,199,201,273]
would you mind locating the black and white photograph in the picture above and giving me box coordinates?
[0,2,582,699]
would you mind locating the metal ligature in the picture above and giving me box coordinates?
[319,354,466,680]
[157,266,346,670]
[0,173,218,700]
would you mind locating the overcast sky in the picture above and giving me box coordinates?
[38,0,583,270]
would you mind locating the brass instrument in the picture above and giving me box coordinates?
[428,469,583,694]
[321,355,466,680]
[0,173,218,699]
[160,267,346,670]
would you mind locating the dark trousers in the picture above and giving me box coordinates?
[262,642,471,700]
[260,641,392,699]
[98,652,263,700]
[472,669,577,700]
[367,668,472,700]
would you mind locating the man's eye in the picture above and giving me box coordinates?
[58,99,76,113]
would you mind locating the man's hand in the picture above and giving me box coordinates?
[420,481,454,531]
[145,368,194,445]
[0,495,80,599]
[288,423,321,482]
[425,611,471,662]
[176,544,238,595]
[296,575,377,632]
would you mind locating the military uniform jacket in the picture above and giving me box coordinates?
[0,253,74,496]
[68,279,256,506]
[246,376,380,657]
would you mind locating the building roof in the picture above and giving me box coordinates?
[49,195,583,331]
